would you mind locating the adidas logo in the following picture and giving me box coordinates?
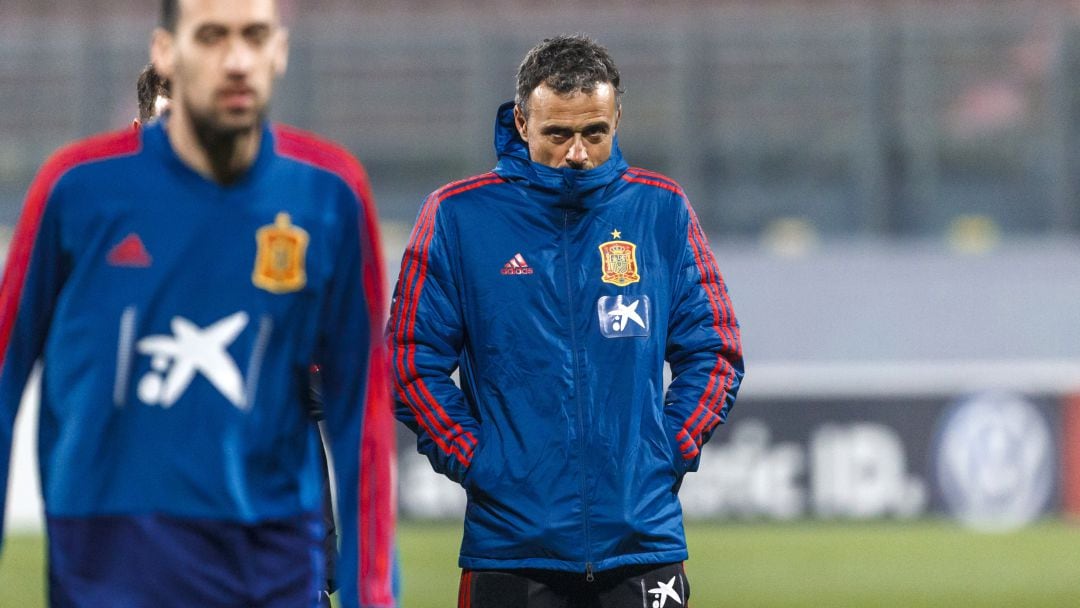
[501,253,533,276]
[107,233,152,268]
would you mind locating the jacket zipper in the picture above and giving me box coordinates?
[562,210,593,581]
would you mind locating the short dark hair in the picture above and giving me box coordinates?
[162,0,281,32]
[515,35,623,116]
[137,64,171,123]
[161,0,178,32]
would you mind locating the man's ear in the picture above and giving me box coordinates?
[150,28,175,81]
[614,104,622,132]
[273,27,290,77]
[513,104,528,142]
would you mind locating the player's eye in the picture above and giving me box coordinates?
[243,25,272,46]
[542,128,571,143]
[194,26,227,44]
[583,125,609,141]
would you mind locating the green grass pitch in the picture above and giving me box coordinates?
[3,520,1080,606]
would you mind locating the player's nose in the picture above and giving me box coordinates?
[566,137,588,168]
[223,38,255,73]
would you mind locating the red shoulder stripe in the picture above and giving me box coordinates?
[274,125,380,256]
[396,179,491,462]
[392,194,473,463]
[274,125,399,605]
[682,226,727,436]
[392,174,503,467]
[396,176,503,459]
[625,169,741,447]
[0,129,140,369]
[626,167,682,190]
[621,172,732,442]
[683,210,740,444]
[622,174,682,195]
[687,209,737,345]
[276,126,395,602]
[621,170,740,451]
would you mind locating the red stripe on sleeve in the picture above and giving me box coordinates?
[677,211,726,443]
[0,129,140,369]
[275,125,398,606]
[392,192,469,462]
[622,170,742,450]
[396,183,478,461]
[392,175,502,468]
[391,209,478,463]
[681,203,741,446]
[687,210,738,347]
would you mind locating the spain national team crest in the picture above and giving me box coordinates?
[599,239,640,286]
[252,212,308,294]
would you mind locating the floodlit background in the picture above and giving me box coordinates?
[3,1,1080,606]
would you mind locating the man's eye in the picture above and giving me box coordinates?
[196,28,226,44]
[245,27,271,45]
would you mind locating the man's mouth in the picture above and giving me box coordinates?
[219,88,255,110]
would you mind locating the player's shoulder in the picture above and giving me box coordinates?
[621,167,695,223]
[272,123,369,186]
[39,128,143,187]
[620,167,687,197]
[427,172,506,207]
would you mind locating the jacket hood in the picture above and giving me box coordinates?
[492,101,629,209]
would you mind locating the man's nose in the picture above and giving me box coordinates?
[566,136,588,167]
[223,38,255,74]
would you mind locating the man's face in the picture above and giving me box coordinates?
[514,82,620,170]
[153,0,287,135]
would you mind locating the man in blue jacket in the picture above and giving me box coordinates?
[390,35,744,607]
[0,1,394,606]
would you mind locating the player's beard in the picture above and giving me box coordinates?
[184,96,268,182]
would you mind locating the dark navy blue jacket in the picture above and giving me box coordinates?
[391,102,743,573]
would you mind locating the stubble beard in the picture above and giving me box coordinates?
[183,95,268,182]
[187,98,265,155]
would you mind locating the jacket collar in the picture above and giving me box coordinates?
[491,101,628,209]
[145,118,276,188]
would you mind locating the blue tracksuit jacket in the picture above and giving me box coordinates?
[0,121,390,608]
[391,102,744,574]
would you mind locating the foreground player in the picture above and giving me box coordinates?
[390,35,744,607]
[132,66,399,608]
[0,1,393,607]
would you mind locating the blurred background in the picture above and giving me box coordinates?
[3,0,1080,606]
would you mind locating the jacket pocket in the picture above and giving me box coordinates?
[664,413,691,480]
[460,435,489,493]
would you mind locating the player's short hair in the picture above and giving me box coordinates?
[160,0,179,32]
[137,64,171,123]
[515,35,623,117]
[162,0,282,32]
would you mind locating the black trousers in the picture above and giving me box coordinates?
[458,562,690,608]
